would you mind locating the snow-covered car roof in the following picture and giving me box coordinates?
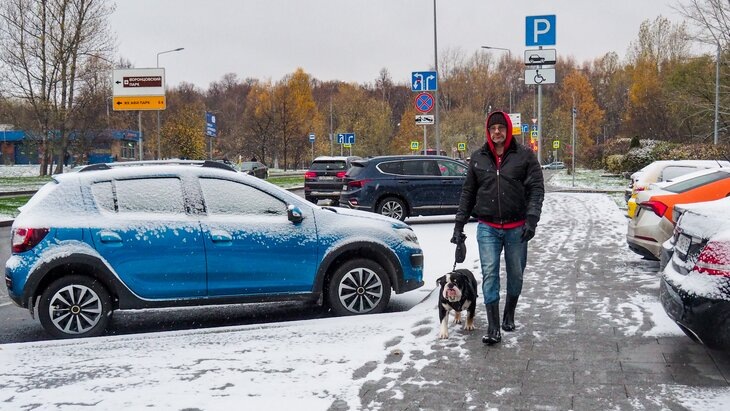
[674,197,730,240]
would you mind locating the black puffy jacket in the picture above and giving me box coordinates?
[454,141,544,229]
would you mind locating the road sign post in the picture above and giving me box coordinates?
[309,132,316,162]
[412,70,440,159]
[205,112,217,159]
[526,14,557,165]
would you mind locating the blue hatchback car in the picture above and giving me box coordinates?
[5,160,423,338]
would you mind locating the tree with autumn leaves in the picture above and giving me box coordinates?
[4,1,729,174]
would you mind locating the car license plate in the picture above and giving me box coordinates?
[675,233,691,256]
[319,176,334,181]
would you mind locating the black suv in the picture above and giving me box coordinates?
[339,155,468,221]
[304,156,361,205]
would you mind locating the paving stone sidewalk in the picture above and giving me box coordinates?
[345,193,730,410]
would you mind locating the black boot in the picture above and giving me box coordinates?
[482,302,502,345]
[501,294,519,332]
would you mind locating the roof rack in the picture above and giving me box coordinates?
[78,159,236,173]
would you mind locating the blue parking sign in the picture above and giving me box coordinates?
[526,15,556,46]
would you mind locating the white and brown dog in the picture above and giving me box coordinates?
[437,269,478,339]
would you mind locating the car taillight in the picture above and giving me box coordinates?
[693,241,730,277]
[640,200,668,217]
[304,171,317,179]
[336,171,347,179]
[348,179,371,188]
[11,227,50,253]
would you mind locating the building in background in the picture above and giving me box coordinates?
[0,128,140,165]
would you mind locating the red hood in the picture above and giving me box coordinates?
[485,111,513,157]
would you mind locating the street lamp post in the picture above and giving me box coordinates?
[481,45,512,112]
[433,0,440,155]
[156,47,184,160]
[714,42,720,145]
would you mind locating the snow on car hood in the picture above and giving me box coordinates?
[319,206,409,229]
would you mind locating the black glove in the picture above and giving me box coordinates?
[451,224,466,244]
[521,215,539,242]
[455,240,467,263]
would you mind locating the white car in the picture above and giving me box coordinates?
[625,159,730,218]
[627,168,730,260]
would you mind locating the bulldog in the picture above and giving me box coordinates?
[437,269,478,339]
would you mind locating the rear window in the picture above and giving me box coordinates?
[310,161,347,171]
[347,162,368,178]
[661,166,703,181]
[664,171,730,193]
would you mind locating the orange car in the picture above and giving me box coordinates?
[627,168,730,260]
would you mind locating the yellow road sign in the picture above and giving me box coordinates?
[113,96,166,111]
[553,140,560,149]
[457,142,466,151]
[410,141,419,150]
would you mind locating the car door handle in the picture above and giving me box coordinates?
[98,231,122,243]
[210,229,233,243]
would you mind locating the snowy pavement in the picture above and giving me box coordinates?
[1,192,729,410]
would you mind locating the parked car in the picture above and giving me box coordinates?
[5,160,424,338]
[339,155,467,221]
[304,156,361,205]
[626,168,730,260]
[239,161,268,179]
[625,160,729,218]
[660,197,730,350]
[541,161,565,170]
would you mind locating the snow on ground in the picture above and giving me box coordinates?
[1,170,728,409]
[0,164,41,178]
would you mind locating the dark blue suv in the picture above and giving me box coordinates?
[5,160,424,338]
[339,155,468,221]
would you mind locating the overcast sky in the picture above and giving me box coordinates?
[110,0,687,89]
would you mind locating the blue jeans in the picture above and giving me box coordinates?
[477,223,528,305]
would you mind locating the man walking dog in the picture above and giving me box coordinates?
[452,111,544,345]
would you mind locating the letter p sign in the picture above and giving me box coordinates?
[526,15,556,46]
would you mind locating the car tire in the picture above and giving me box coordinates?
[38,275,113,339]
[305,196,317,205]
[377,197,407,221]
[326,258,391,316]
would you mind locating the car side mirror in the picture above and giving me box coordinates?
[287,204,304,224]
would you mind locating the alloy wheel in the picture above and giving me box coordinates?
[380,200,404,220]
[337,267,384,314]
[48,284,104,335]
